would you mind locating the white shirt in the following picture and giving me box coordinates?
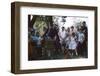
[59,30,66,39]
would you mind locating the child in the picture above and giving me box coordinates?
[68,33,78,57]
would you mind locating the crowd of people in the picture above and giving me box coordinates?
[28,21,88,60]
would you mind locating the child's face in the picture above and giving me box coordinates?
[72,33,75,37]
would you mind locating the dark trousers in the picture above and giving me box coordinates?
[77,42,83,56]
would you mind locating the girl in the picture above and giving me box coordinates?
[68,33,78,57]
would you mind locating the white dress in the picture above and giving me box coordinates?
[68,36,77,50]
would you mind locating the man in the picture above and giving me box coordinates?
[59,27,66,42]
[81,21,88,42]
[47,25,55,39]
[58,27,67,53]
[77,28,85,56]
[53,25,61,54]
[44,25,58,58]
[81,21,88,57]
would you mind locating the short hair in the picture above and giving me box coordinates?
[82,21,86,25]
[71,26,74,29]
[83,21,86,24]
[62,27,65,29]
